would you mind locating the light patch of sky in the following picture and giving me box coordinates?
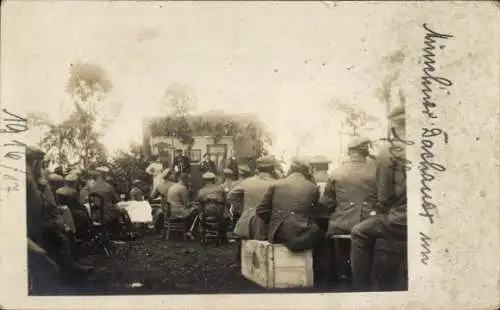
[2,1,413,163]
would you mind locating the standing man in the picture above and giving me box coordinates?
[350,105,408,291]
[146,155,164,195]
[173,149,191,177]
[200,152,217,174]
[226,156,239,180]
[256,156,321,252]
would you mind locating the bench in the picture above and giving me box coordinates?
[241,239,314,288]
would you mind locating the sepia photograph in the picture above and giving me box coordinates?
[1,1,499,309]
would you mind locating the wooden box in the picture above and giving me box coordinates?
[241,239,314,288]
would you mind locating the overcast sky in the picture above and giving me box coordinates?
[2,1,435,161]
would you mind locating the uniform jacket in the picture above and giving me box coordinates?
[256,172,321,251]
[55,186,80,207]
[197,183,227,218]
[166,182,192,218]
[200,159,217,174]
[326,155,377,235]
[230,172,275,240]
[173,155,191,174]
[89,180,119,208]
[376,140,407,226]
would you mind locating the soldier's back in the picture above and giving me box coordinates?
[240,174,275,210]
[198,183,225,203]
[272,173,318,214]
[331,158,377,205]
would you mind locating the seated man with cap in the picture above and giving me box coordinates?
[256,155,321,252]
[56,173,92,240]
[47,172,65,198]
[228,155,277,267]
[166,173,197,224]
[187,171,229,239]
[323,137,377,237]
[130,179,146,201]
[90,166,133,238]
[79,170,98,205]
[26,146,93,283]
[350,105,408,291]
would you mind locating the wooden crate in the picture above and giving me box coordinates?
[241,239,314,288]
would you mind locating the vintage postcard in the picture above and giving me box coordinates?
[0,1,499,309]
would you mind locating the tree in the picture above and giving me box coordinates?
[158,83,197,152]
[29,62,119,169]
[326,100,378,137]
[65,62,121,168]
[108,142,150,194]
[28,112,78,169]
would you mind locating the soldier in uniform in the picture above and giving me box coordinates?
[256,156,321,252]
[79,170,97,205]
[47,172,65,198]
[55,173,92,240]
[173,149,191,176]
[26,146,93,287]
[130,179,146,201]
[325,137,377,237]
[200,153,217,174]
[231,156,276,241]
[220,168,235,192]
[193,172,229,236]
[166,173,197,220]
[90,167,133,238]
[228,156,277,268]
[350,105,408,291]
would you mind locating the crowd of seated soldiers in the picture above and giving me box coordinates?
[27,104,406,293]
[26,153,136,292]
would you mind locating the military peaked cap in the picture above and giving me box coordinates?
[202,172,216,179]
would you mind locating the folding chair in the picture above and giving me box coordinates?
[88,193,112,257]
